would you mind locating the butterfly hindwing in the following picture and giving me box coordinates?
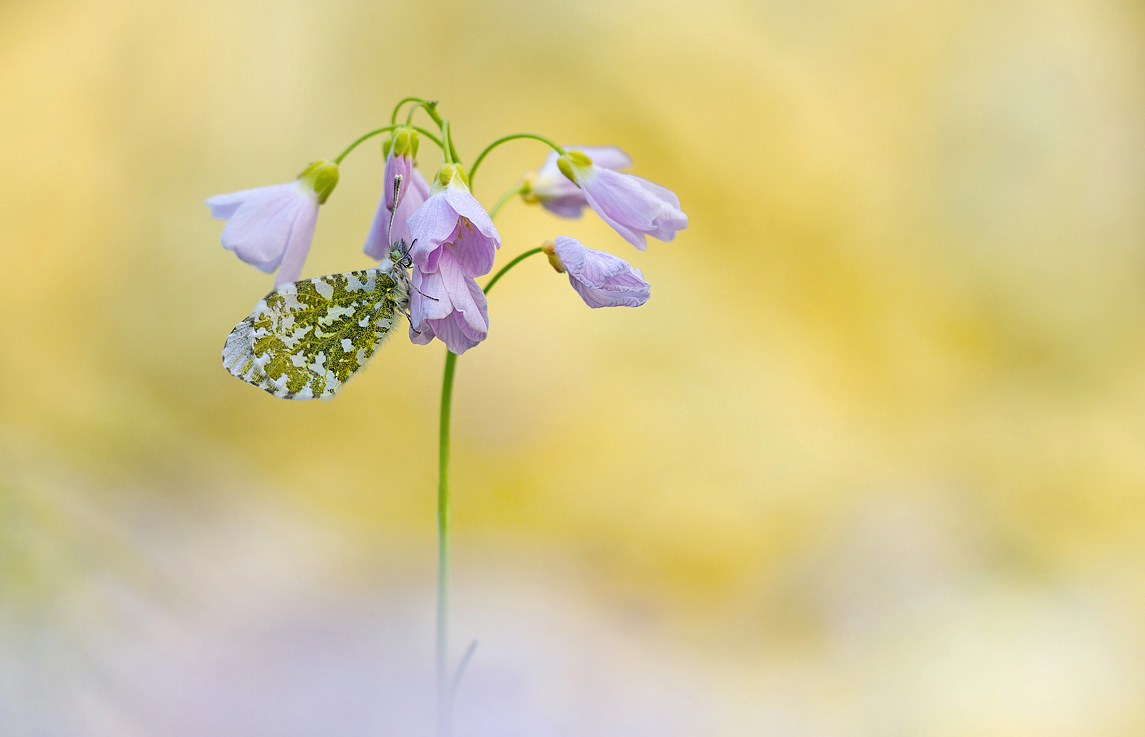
[222,267,405,400]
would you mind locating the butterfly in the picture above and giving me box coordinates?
[222,241,414,400]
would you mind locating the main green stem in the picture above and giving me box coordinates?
[434,244,545,737]
[436,349,457,737]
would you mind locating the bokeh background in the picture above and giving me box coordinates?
[3,0,1145,734]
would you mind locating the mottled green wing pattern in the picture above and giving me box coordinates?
[222,267,406,400]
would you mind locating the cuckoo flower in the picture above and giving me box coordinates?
[363,164,431,259]
[408,164,500,277]
[405,164,500,354]
[408,246,489,354]
[522,146,632,218]
[544,237,650,308]
[205,161,339,285]
[557,151,687,250]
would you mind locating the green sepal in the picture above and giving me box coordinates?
[435,163,469,190]
[557,150,592,183]
[297,160,340,204]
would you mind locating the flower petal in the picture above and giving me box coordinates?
[213,182,317,268]
[407,191,460,271]
[553,236,627,287]
[552,236,650,308]
[540,193,588,219]
[273,201,319,285]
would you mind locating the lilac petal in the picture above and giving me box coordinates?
[569,266,650,308]
[574,145,632,172]
[443,185,500,277]
[579,168,665,250]
[529,146,632,212]
[427,312,483,354]
[633,176,688,241]
[553,237,628,287]
[448,219,498,278]
[362,192,390,260]
[428,276,488,352]
[540,193,588,219]
[383,153,414,210]
[552,236,650,309]
[438,250,488,334]
[409,321,436,345]
[391,168,430,249]
[407,192,460,270]
[411,265,452,323]
[205,188,258,219]
[273,201,319,285]
[215,183,317,268]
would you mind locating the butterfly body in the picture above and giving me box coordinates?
[223,254,412,400]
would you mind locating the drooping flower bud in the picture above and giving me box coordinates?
[391,127,420,159]
[296,160,340,204]
[549,236,650,308]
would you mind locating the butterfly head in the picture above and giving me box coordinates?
[389,238,414,270]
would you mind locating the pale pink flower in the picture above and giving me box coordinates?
[407,166,500,278]
[408,246,489,354]
[558,152,687,250]
[205,161,339,285]
[545,237,650,308]
[405,165,499,354]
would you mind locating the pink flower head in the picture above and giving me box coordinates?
[523,146,632,218]
[557,151,687,250]
[407,165,501,278]
[363,164,431,259]
[205,161,339,285]
[405,164,500,354]
[544,237,650,308]
[408,246,489,355]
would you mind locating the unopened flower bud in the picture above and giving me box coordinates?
[297,160,339,204]
[393,128,411,156]
[542,240,565,273]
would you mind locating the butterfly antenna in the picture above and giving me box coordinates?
[386,173,403,244]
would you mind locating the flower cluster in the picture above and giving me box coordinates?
[206,102,687,355]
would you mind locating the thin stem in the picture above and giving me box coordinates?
[489,182,526,221]
[468,134,567,193]
[406,100,433,128]
[332,125,444,165]
[332,125,397,165]
[441,121,455,165]
[391,96,428,125]
[483,247,544,295]
[437,349,458,737]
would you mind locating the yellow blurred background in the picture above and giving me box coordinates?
[3,0,1145,733]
